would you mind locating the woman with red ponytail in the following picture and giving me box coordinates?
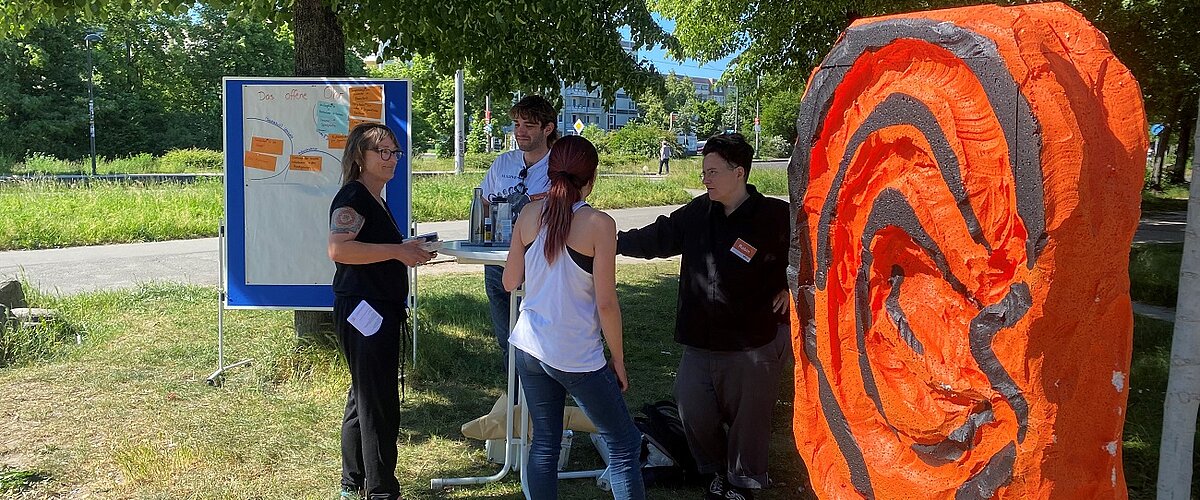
[502,136,644,499]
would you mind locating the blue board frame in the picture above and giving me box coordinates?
[222,77,411,310]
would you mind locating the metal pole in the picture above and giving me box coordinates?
[86,34,98,176]
[485,95,492,153]
[454,69,465,174]
[733,80,739,133]
[755,74,761,155]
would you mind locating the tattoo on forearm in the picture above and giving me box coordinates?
[331,207,365,234]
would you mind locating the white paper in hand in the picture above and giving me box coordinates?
[347,300,383,337]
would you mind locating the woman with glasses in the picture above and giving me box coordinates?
[502,135,645,499]
[327,123,433,500]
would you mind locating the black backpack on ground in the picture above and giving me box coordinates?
[635,399,703,487]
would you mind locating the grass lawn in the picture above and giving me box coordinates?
[1129,243,1183,307]
[0,263,807,498]
[0,267,1194,497]
[0,179,222,250]
[0,170,693,250]
[1120,316,1200,498]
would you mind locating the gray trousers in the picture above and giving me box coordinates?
[674,325,790,489]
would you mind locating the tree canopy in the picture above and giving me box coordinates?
[2,0,679,101]
[652,0,1197,167]
[0,6,293,161]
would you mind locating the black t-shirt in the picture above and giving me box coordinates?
[330,181,409,303]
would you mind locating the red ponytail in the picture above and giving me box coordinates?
[542,136,599,263]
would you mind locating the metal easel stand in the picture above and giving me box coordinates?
[206,221,252,386]
[410,223,419,365]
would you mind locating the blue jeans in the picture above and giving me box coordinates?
[515,348,646,500]
[484,265,511,368]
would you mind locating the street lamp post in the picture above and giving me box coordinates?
[84,31,102,176]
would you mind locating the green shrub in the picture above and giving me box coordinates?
[105,153,159,173]
[21,152,78,174]
[464,152,499,171]
[757,135,792,159]
[599,153,648,170]
[607,122,675,158]
[160,148,223,172]
[581,124,611,154]
[0,153,17,175]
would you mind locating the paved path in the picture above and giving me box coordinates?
[0,204,1184,323]
[0,205,685,296]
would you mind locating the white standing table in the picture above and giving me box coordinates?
[429,241,607,495]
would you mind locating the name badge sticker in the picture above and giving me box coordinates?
[731,238,757,263]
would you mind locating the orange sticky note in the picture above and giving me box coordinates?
[349,117,380,131]
[328,133,348,149]
[349,86,383,104]
[350,101,383,120]
[288,155,322,172]
[244,151,277,171]
[250,136,284,155]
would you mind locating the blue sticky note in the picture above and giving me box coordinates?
[316,101,350,135]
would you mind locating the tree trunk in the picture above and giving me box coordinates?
[1168,94,1197,185]
[1154,127,1173,189]
[292,0,346,77]
[292,0,345,339]
[1157,99,1200,500]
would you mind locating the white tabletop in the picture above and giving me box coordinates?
[438,240,510,266]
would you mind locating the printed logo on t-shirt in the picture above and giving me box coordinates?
[731,238,757,263]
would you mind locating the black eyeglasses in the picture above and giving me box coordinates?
[369,147,402,160]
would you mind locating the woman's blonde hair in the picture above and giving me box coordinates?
[340,123,399,185]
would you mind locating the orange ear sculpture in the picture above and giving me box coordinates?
[787,3,1148,499]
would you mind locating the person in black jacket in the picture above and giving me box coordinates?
[327,123,433,500]
[617,133,790,500]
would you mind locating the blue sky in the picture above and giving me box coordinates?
[629,16,740,80]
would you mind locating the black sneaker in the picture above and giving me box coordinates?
[724,485,756,500]
[338,486,363,500]
[705,474,728,500]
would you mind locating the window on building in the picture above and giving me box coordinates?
[608,115,616,128]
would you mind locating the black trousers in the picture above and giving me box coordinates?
[335,295,405,499]
[658,158,670,174]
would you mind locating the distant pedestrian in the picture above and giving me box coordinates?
[658,140,671,175]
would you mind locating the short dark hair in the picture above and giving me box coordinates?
[702,133,754,179]
[510,95,560,144]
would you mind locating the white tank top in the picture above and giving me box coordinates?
[509,201,606,373]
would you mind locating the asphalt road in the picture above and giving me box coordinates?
[0,204,1185,297]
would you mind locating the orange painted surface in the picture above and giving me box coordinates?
[790,3,1147,499]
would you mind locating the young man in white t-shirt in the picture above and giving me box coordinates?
[479,95,558,367]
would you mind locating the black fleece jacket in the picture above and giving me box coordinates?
[616,185,790,351]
